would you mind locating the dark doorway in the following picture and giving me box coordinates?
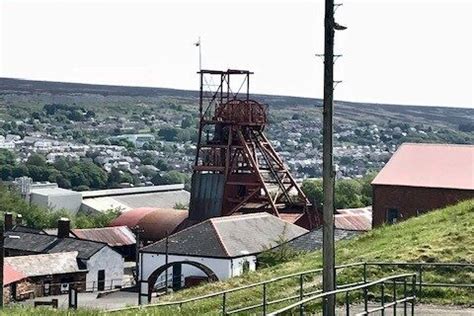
[172,263,182,290]
[43,280,51,296]
[97,270,105,291]
[387,208,399,224]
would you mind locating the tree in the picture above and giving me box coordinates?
[335,179,364,209]
[158,127,179,141]
[302,179,324,208]
[26,153,47,168]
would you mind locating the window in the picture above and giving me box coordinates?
[387,208,399,224]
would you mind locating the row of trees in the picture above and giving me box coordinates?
[0,185,120,229]
[301,173,375,209]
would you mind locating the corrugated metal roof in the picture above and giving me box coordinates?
[81,190,190,213]
[72,226,136,247]
[142,212,308,258]
[372,143,474,190]
[81,184,185,198]
[5,252,85,278]
[110,208,188,241]
[4,263,27,285]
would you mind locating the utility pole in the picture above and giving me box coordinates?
[0,224,4,308]
[165,231,169,294]
[133,226,143,284]
[194,37,202,71]
[322,0,345,314]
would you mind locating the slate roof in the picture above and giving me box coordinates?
[267,228,361,253]
[372,143,474,190]
[141,213,308,258]
[11,225,47,234]
[46,238,107,260]
[5,252,86,278]
[4,231,107,260]
[71,226,136,247]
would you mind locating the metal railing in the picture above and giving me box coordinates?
[105,261,473,314]
[268,273,417,316]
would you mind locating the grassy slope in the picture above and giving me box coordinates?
[5,199,474,315]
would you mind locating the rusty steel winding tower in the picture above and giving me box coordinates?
[189,69,318,229]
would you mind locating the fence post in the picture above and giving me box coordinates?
[411,275,416,316]
[381,282,385,316]
[222,292,226,315]
[393,278,397,316]
[299,274,304,316]
[363,287,368,314]
[363,262,367,284]
[262,283,267,315]
[403,277,407,316]
[417,265,422,296]
[345,291,350,316]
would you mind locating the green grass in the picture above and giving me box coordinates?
[3,199,473,315]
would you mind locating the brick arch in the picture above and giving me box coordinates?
[146,261,219,302]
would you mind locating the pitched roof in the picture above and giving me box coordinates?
[71,226,136,247]
[4,231,107,260]
[5,252,85,278]
[335,206,372,231]
[46,238,107,260]
[141,213,308,258]
[4,263,27,286]
[267,228,361,253]
[372,143,474,190]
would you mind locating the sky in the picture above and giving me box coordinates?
[0,0,472,108]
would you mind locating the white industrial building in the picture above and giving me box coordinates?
[138,213,307,301]
[16,178,190,214]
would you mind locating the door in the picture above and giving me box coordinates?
[43,280,51,296]
[172,263,182,290]
[387,208,399,224]
[97,270,105,291]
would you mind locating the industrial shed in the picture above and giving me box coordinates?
[371,143,474,226]
[80,184,190,213]
[139,213,307,300]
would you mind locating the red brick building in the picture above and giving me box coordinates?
[371,143,474,227]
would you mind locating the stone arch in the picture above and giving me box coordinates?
[146,261,219,301]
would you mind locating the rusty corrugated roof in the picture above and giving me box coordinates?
[372,143,474,190]
[72,226,136,247]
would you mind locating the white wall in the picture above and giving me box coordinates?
[140,253,257,284]
[86,246,124,290]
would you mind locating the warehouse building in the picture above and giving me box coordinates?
[371,143,474,226]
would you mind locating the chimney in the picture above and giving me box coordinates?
[4,212,14,231]
[16,214,23,225]
[57,217,71,238]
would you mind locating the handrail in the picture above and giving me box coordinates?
[105,261,473,314]
[268,273,416,316]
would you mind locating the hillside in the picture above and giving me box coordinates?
[6,199,473,315]
[1,77,473,128]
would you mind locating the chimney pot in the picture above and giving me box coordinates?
[57,217,71,238]
[4,212,14,231]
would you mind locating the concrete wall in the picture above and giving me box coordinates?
[86,246,124,290]
[372,185,474,227]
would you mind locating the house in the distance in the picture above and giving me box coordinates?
[371,143,474,226]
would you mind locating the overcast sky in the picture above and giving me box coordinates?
[1,0,472,108]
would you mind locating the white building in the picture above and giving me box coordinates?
[138,213,307,302]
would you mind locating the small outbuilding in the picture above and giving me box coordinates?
[371,143,474,226]
[138,212,307,301]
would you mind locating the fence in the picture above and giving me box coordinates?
[268,273,417,316]
[106,261,473,315]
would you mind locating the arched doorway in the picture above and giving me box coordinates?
[146,261,219,302]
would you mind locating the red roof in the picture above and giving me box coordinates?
[4,263,26,286]
[110,208,188,241]
[72,226,136,247]
[372,143,474,190]
[335,206,372,231]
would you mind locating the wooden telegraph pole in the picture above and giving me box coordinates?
[322,0,345,314]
